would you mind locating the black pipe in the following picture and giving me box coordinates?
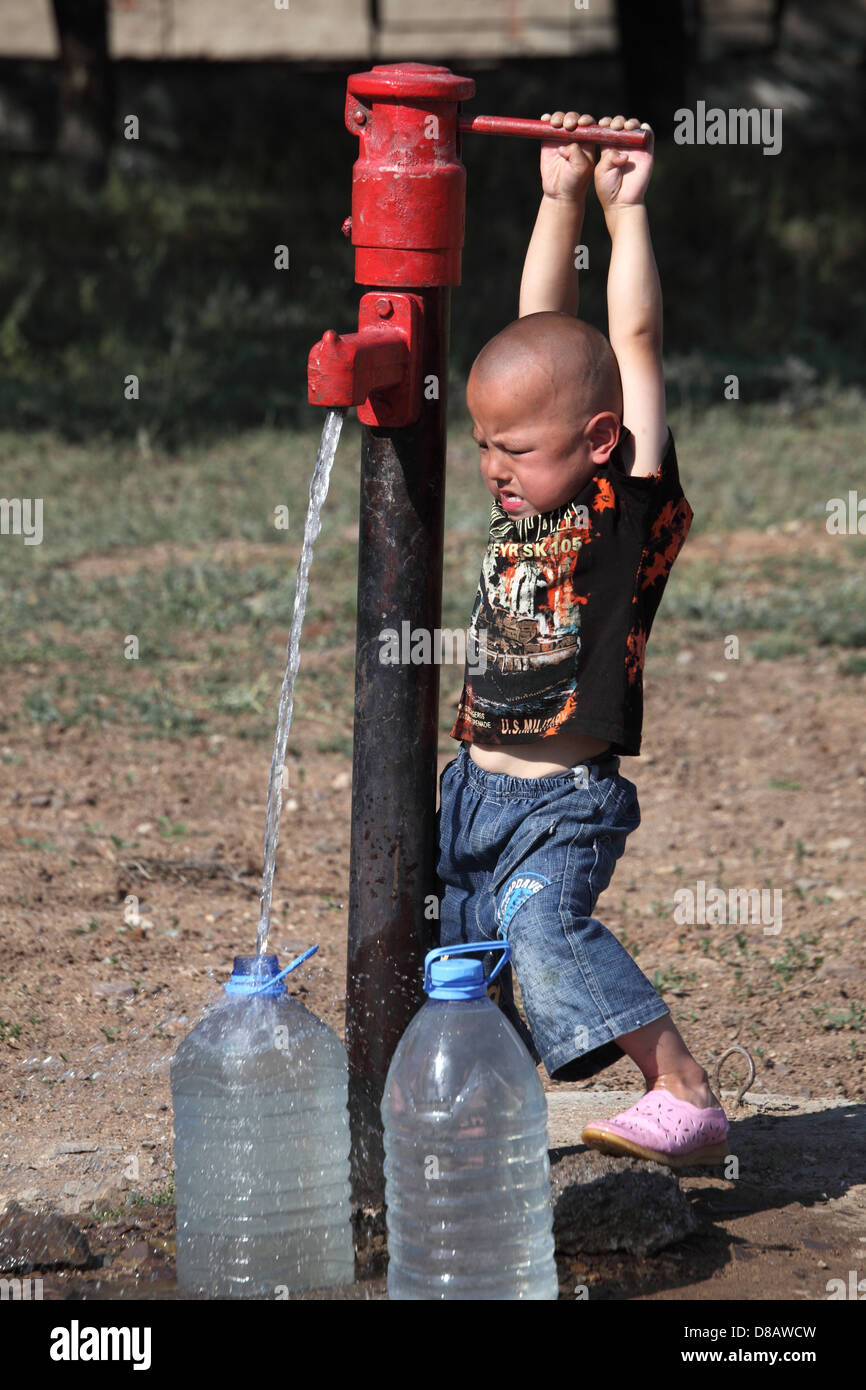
[346,286,450,1209]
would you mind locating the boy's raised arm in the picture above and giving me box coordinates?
[518,111,597,319]
[595,119,668,478]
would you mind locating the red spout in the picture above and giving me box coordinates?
[308,327,407,406]
[308,292,424,428]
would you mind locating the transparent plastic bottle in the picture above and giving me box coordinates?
[382,943,558,1300]
[171,951,353,1297]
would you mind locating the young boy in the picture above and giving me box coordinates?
[436,111,729,1167]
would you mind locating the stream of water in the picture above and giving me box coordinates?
[256,407,346,956]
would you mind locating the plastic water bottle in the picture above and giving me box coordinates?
[171,950,354,1297]
[382,943,558,1300]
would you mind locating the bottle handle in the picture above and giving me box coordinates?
[423,940,511,994]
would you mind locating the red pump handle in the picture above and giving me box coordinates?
[458,114,651,149]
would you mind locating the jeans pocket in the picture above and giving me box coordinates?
[491,815,559,898]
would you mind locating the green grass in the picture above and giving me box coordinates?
[812,1001,866,1033]
[92,1174,177,1223]
[652,965,697,995]
[769,932,824,986]
[659,542,866,655]
[2,396,865,741]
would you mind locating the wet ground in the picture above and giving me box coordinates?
[8,1089,863,1302]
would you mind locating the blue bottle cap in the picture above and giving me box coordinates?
[224,954,287,997]
[424,942,511,1000]
[427,956,488,1000]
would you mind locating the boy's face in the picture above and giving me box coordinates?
[467,366,618,520]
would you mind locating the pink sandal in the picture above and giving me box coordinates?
[581,1088,729,1168]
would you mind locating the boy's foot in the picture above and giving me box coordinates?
[647,1074,720,1110]
[581,1088,729,1169]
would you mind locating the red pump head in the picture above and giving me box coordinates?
[309,63,654,423]
[345,63,475,288]
[342,62,652,290]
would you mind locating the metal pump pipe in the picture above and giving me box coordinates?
[308,63,648,1206]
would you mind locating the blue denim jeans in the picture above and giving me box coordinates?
[435,744,670,1081]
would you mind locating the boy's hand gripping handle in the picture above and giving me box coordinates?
[458,115,651,150]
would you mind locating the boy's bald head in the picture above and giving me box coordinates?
[468,312,622,426]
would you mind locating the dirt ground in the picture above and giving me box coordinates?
[0,524,864,1299]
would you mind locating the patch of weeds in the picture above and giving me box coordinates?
[651,966,696,995]
[17,836,59,851]
[129,1174,175,1208]
[839,653,866,676]
[0,1018,23,1041]
[68,692,119,727]
[126,684,206,738]
[768,778,802,791]
[213,676,271,715]
[769,931,824,985]
[750,633,802,660]
[812,1001,866,1032]
[157,816,188,840]
[731,932,760,968]
[24,690,62,725]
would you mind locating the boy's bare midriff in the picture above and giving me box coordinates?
[466,730,612,777]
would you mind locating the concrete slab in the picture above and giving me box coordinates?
[547,1088,866,1301]
[546,1087,866,1148]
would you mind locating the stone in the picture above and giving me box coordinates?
[549,1149,699,1258]
[91,981,136,1002]
[0,1202,98,1273]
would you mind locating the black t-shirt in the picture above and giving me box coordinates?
[449,426,693,755]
